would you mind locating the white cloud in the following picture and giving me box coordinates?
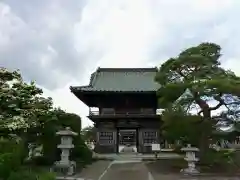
[74,0,158,68]
[1,0,240,127]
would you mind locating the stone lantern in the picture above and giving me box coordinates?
[181,144,199,174]
[53,127,78,176]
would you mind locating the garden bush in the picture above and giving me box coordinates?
[0,137,26,179]
[7,169,56,180]
[7,170,36,180]
[38,172,56,180]
[35,110,93,166]
[36,129,92,166]
[73,135,93,165]
[197,148,240,173]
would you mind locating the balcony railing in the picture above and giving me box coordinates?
[89,108,160,116]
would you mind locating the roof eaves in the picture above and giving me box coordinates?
[89,71,99,86]
[70,85,157,93]
[70,85,92,92]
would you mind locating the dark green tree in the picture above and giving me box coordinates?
[161,107,203,147]
[155,43,240,158]
[39,108,88,164]
[0,67,92,166]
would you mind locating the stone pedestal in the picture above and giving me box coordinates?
[52,127,78,176]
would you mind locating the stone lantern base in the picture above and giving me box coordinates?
[52,161,76,176]
[181,167,199,175]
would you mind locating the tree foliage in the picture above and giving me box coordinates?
[0,67,92,177]
[0,67,54,132]
[161,107,209,146]
[155,43,240,154]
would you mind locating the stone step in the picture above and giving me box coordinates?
[115,155,143,161]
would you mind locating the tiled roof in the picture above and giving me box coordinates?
[70,67,160,92]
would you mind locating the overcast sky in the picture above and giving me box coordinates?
[1,0,240,127]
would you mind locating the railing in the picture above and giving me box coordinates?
[89,108,159,116]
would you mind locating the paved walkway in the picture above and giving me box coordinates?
[77,160,112,180]
[100,162,151,180]
[76,160,240,180]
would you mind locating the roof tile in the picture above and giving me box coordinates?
[70,68,160,92]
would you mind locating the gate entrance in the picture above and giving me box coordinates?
[118,129,137,153]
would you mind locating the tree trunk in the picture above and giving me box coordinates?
[198,109,211,164]
[199,128,209,164]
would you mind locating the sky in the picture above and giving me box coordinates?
[1,0,240,128]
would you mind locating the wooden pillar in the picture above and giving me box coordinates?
[138,129,143,153]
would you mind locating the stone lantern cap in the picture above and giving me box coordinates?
[56,127,78,136]
[181,144,199,152]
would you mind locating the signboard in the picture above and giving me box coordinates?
[151,143,161,151]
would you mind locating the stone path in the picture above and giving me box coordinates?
[77,160,112,180]
[99,161,151,180]
[76,160,240,180]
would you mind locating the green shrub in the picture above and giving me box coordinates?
[38,172,56,180]
[0,137,25,156]
[29,156,52,166]
[72,136,93,165]
[38,123,92,166]
[201,149,234,165]
[27,110,93,166]
[198,148,239,173]
[7,170,37,180]
[0,138,25,179]
[0,153,22,179]
[38,134,93,166]
[7,168,56,180]
[231,149,240,167]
